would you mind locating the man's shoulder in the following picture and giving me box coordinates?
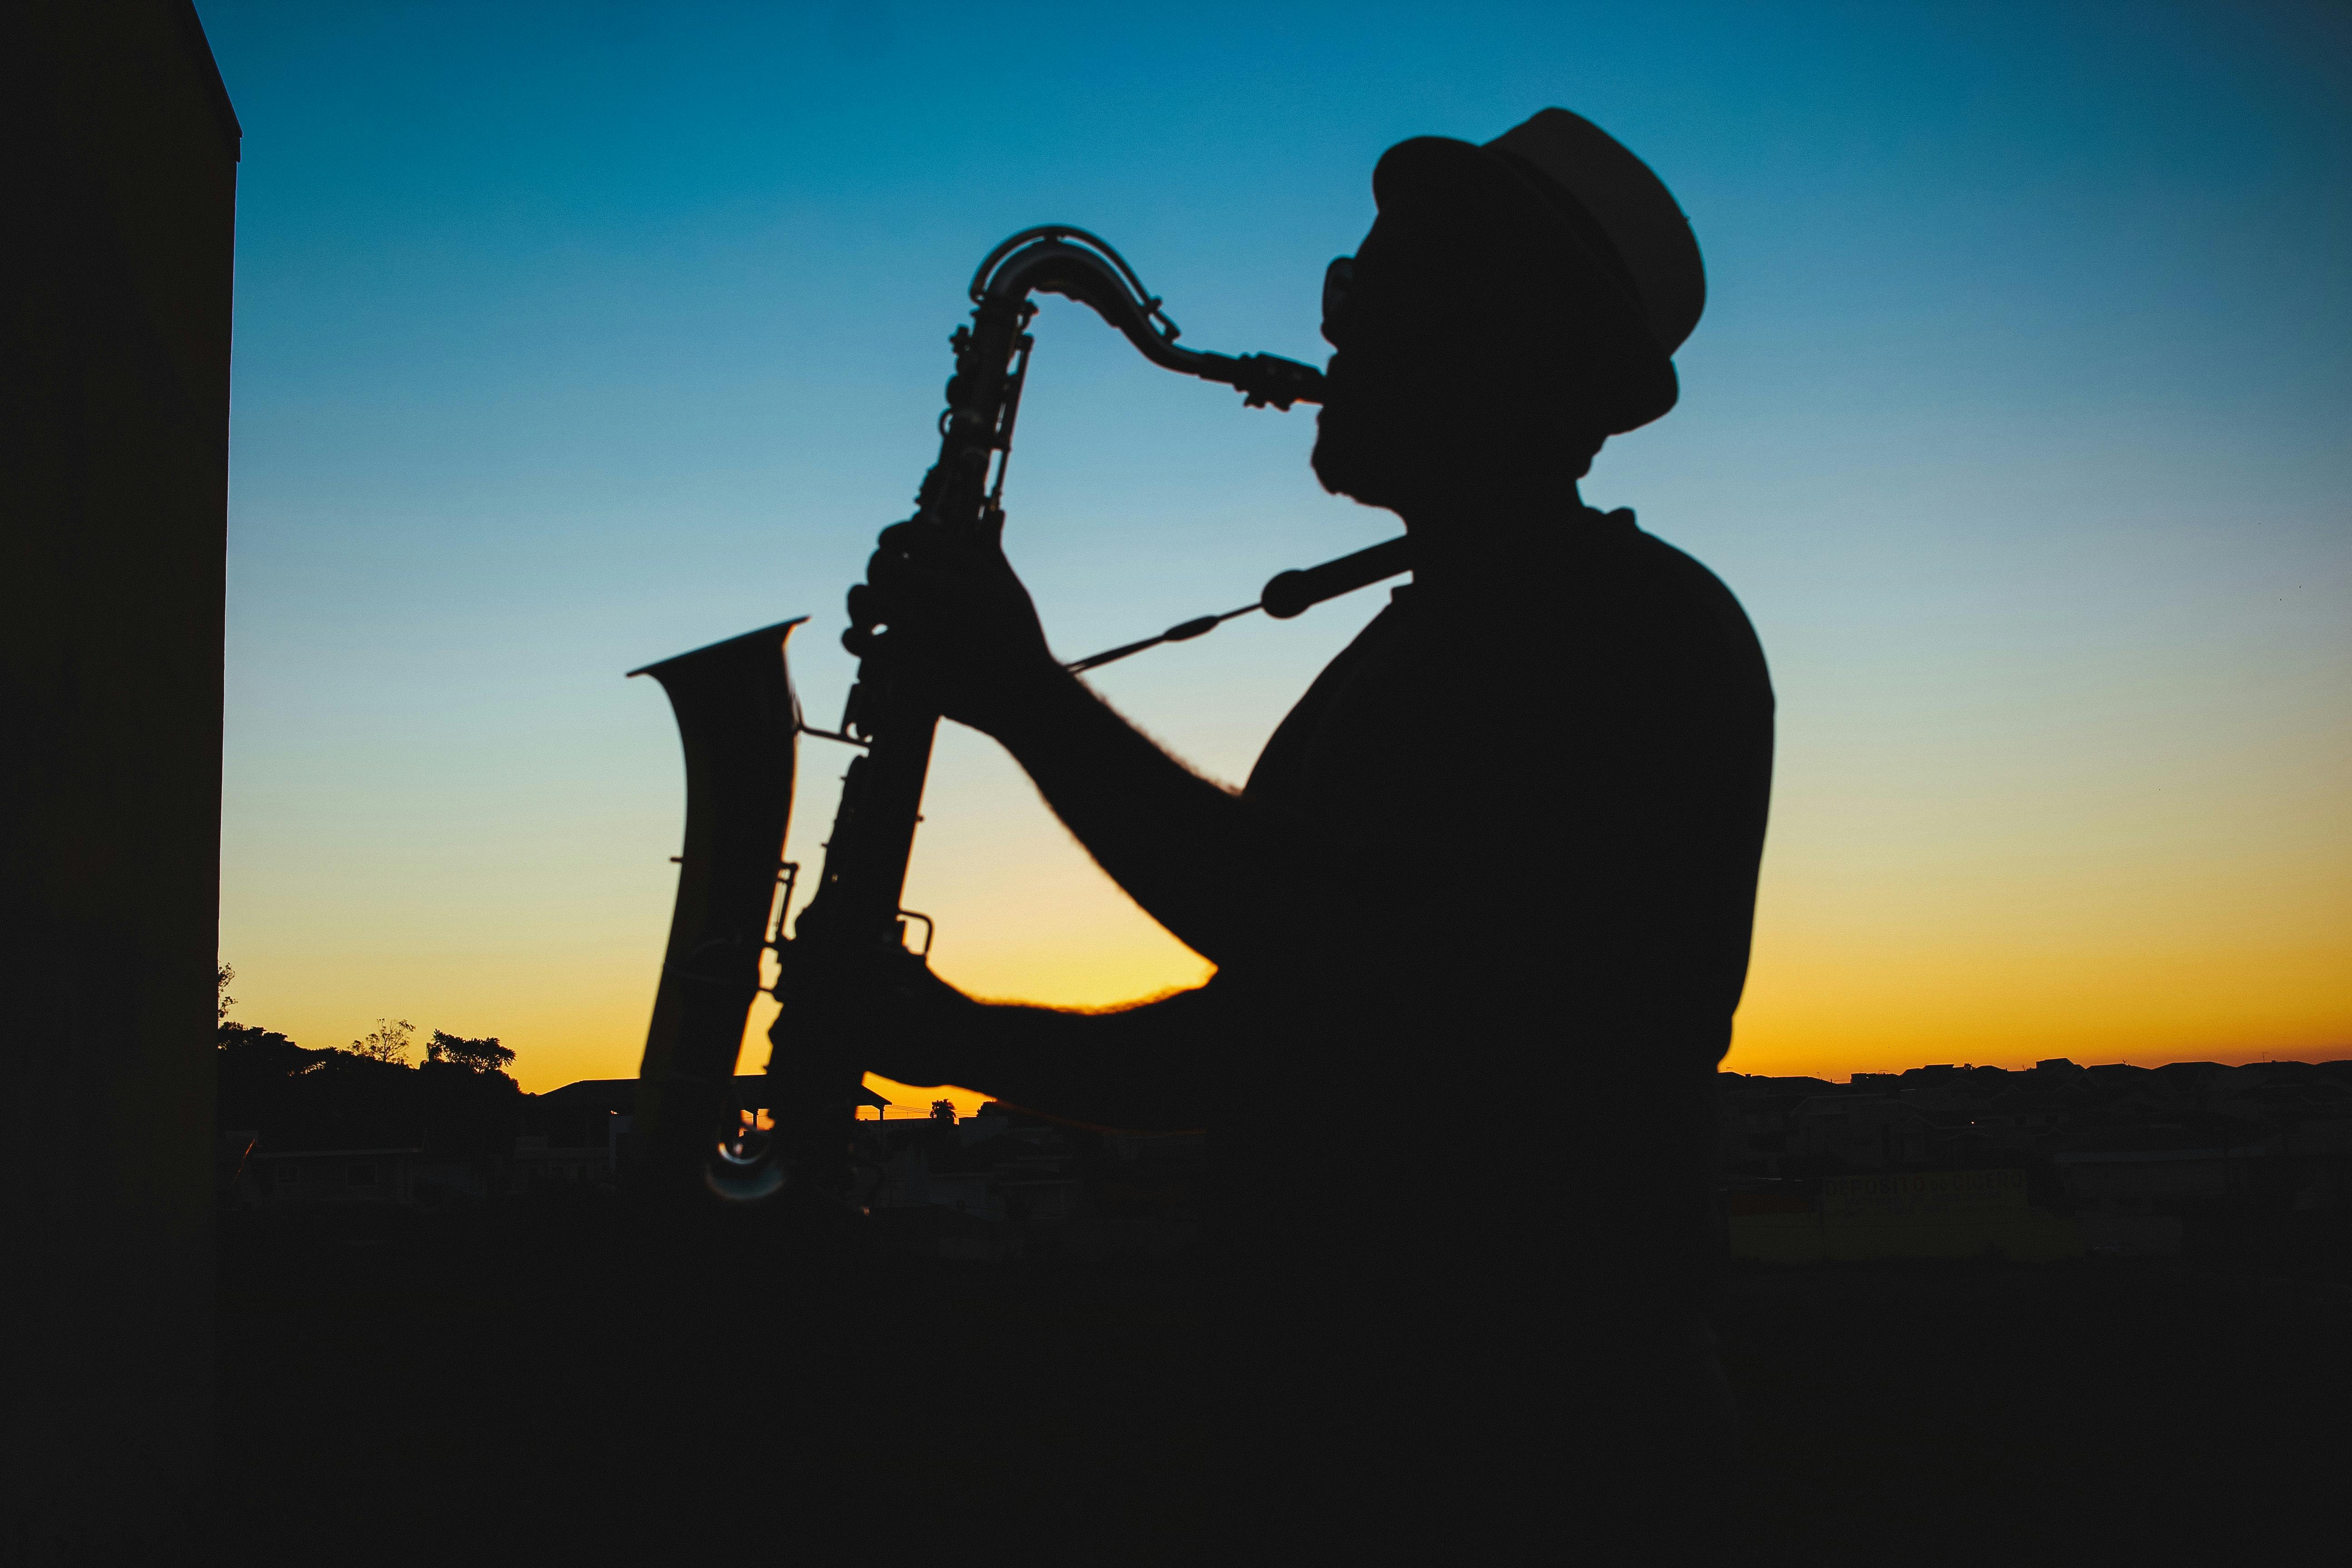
[1626,526,1756,628]
[1458,513,1772,715]
[1573,508,1730,591]
[1406,510,1767,682]
[1517,512,1760,640]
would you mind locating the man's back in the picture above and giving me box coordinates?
[1228,503,1771,1117]
[1207,510,1770,1553]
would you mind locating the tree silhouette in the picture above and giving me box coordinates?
[217,962,235,1024]
[351,1018,415,1064]
[929,1099,956,1123]
[426,1031,515,1075]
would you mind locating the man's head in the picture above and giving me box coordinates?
[1311,110,1704,520]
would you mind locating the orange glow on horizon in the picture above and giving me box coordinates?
[223,865,2348,1097]
[222,615,2351,1098]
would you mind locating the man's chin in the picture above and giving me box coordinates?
[1310,421,1403,510]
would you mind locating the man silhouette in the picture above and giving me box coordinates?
[846,109,1772,1558]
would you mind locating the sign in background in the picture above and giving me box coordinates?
[1819,1169,2029,1221]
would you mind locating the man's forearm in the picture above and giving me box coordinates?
[904,988,1217,1132]
[989,669,1302,967]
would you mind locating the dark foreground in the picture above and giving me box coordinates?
[219,1207,2347,1564]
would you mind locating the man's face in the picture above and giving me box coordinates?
[1309,215,1548,514]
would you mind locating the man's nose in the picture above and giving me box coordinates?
[1321,255,1356,344]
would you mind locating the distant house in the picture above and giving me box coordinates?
[1787,1095,1947,1170]
[856,1107,1199,1261]
[2051,1147,2253,1205]
[1976,1088,2075,1141]
[1716,1076,1840,1172]
[871,1113,1087,1225]
[510,1135,617,1194]
[529,1077,893,1182]
[1728,1168,2082,1263]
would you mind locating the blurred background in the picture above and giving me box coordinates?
[203,0,2349,1097]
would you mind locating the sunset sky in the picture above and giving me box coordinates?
[203,1,2349,1102]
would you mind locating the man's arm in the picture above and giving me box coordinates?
[850,520,1345,970]
[984,668,1327,968]
[848,961,1221,1132]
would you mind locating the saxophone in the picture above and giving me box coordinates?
[631,228,1397,1210]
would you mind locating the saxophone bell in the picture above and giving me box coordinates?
[625,618,804,1204]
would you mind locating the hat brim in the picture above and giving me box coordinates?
[1370,137,1677,434]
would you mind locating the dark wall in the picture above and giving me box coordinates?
[1,2,238,1558]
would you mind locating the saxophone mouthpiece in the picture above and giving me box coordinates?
[1211,353,1325,410]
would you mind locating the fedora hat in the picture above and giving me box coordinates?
[1370,109,1703,431]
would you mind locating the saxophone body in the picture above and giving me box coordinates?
[626,619,804,1200]
[631,228,1322,1208]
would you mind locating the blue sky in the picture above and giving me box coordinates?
[202,1,2350,1089]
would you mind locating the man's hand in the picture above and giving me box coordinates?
[839,514,1277,971]
[774,943,987,1094]
[844,517,1068,738]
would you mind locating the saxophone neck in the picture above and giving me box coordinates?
[1188,350,1327,411]
[970,226,1326,408]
